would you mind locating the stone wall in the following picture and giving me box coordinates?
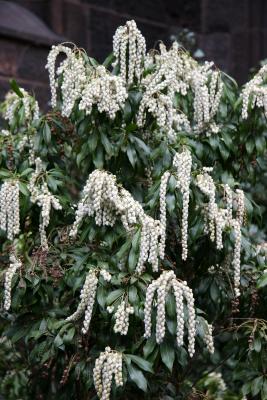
[0,0,267,107]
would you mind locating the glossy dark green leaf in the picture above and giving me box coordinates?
[160,342,175,372]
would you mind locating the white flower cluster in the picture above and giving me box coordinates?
[144,270,197,357]
[46,43,127,119]
[79,65,127,119]
[136,215,162,274]
[0,180,20,240]
[196,171,221,245]
[196,172,245,296]
[45,44,73,108]
[108,299,134,335]
[203,323,215,354]
[45,22,223,136]
[46,44,88,116]
[137,41,222,139]
[241,64,267,119]
[235,188,245,225]
[206,372,227,393]
[3,88,39,124]
[93,347,123,400]
[66,268,111,334]
[190,63,223,133]
[173,149,192,260]
[1,129,11,137]
[29,158,62,249]
[4,254,22,310]
[70,169,162,273]
[231,218,242,297]
[99,269,112,282]
[113,20,146,85]
[159,171,170,259]
[57,51,87,117]
[137,43,191,141]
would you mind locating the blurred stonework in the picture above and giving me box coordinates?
[0,0,267,108]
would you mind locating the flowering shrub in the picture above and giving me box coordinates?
[0,20,267,400]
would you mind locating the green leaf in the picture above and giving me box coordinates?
[131,136,151,156]
[127,144,137,168]
[106,288,124,305]
[93,145,104,168]
[127,364,147,392]
[126,355,153,373]
[252,337,262,352]
[97,286,106,308]
[261,380,267,399]
[103,53,115,67]
[129,286,138,303]
[166,293,176,317]
[19,182,29,196]
[100,131,113,155]
[63,327,75,343]
[160,342,175,372]
[242,382,251,395]
[54,334,64,348]
[88,132,98,152]
[210,281,219,303]
[128,246,138,272]
[43,122,51,144]
[10,79,24,98]
[255,135,265,154]
[257,272,267,289]
[0,170,12,178]
[124,100,132,123]
[20,167,33,177]
[143,338,156,358]
[116,240,131,260]
[251,376,263,396]
[245,139,254,155]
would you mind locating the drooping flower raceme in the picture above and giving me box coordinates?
[135,214,162,274]
[173,149,192,260]
[70,169,162,273]
[159,171,170,259]
[66,268,111,334]
[56,51,87,117]
[196,172,245,296]
[203,322,215,354]
[190,63,223,133]
[29,158,62,249]
[93,347,123,400]
[231,218,242,297]
[46,44,73,108]
[107,299,134,335]
[79,65,128,119]
[4,254,22,310]
[196,171,217,242]
[0,180,20,240]
[235,188,245,225]
[144,270,197,357]
[137,43,191,141]
[113,20,146,85]
[137,42,222,139]
[241,64,267,119]
[2,88,39,124]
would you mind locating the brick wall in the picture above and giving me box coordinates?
[0,0,267,108]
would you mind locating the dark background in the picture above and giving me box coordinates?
[0,0,266,107]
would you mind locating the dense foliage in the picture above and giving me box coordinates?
[0,20,267,400]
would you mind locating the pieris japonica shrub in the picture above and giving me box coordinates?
[0,20,267,400]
